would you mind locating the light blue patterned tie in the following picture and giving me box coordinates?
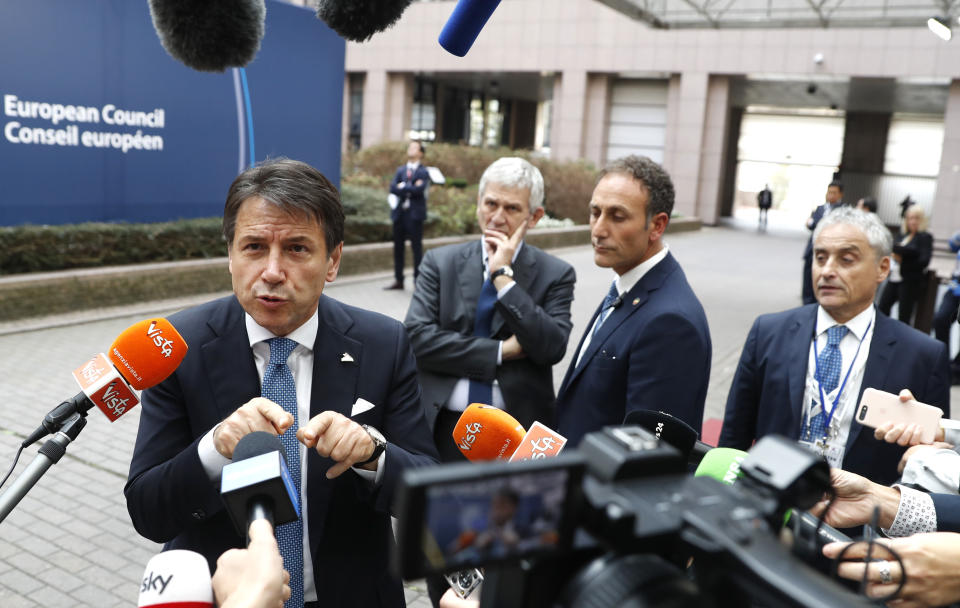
[592,281,620,338]
[262,337,303,608]
[803,325,848,441]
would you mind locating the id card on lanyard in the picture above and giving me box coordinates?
[800,320,871,463]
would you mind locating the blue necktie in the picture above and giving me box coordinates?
[592,282,620,338]
[262,337,304,608]
[468,277,498,405]
[803,325,848,441]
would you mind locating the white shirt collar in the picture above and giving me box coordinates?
[815,304,875,342]
[615,244,669,295]
[244,307,319,351]
[407,161,421,170]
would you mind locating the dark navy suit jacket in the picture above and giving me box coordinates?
[719,305,950,487]
[389,164,430,222]
[124,295,439,608]
[556,252,712,447]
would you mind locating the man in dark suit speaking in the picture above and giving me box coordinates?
[719,207,949,486]
[555,155,712,447]
[125,159,439,608]
[404,157,576,460]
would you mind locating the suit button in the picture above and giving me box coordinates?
[192,509,205,520]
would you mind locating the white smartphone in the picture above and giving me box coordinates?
[856,387,944,444]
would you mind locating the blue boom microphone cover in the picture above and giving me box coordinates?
[438,0,502,57]
[221,431,300,537]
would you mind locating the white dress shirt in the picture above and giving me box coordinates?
[798,305,875,468]
[443,240,522,413]
[196,309,384,603]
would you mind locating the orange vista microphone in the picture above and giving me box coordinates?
[452,403,525,461]
[22,318,187,447]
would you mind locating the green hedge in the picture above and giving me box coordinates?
[0,219,226,275]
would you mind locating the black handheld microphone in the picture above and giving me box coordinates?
[316,0,415,42]
[220,432,299,543]
[623,409,712,467]
[148,0,266,72]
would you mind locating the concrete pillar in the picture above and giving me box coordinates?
[666,72,710,220]
[582,74,612,167]
[695,75,731,225]
[386,73,414,141]
[932,80,960,240]
[551,70,588,161]
[361,70,388,148]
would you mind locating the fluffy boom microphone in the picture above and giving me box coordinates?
[453,403,525,461]
[148,0,266,72]
[22,318,188,447]
[316,0,415,42]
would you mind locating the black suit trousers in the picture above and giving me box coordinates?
[393,208,424,283]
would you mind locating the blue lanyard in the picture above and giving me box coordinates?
[810,319,872,440]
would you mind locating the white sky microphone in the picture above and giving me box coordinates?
[138,550,213,608]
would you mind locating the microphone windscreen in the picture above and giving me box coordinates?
[623,409,698,457]
[693,447,748,486]
[137,550,213,608]
[316,0,415,42]
[438,0,502,57]
[109,318,188,390]
[453,403,525,461]
[234,431,288,464]
[148,0,266,72]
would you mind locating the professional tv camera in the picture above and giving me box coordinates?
[395,427,874,607]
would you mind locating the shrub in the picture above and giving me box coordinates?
[344,141,597,224]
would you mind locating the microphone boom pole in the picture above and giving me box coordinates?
[0,413,86,523]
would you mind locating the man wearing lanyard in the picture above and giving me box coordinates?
[384,141,430,290]
[719,207,949,486]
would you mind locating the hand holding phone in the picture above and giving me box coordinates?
[857,388,943,444]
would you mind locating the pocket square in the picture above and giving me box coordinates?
[340,352,355,364]
[351,398,376,417]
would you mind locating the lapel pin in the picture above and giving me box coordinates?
[632,298,640,306]
[340,352,355,363]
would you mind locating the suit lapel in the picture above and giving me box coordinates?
[458,242,485,331]
[564,253,676,389]
[846,312,896,453]
[310,297,362,420]
[202,297,261,421]
[786,307,817,435]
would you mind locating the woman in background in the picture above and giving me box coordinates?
[878,204,933,324]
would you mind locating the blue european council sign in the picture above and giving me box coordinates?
[0,0,344,226]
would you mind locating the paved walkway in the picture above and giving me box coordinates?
[0,223,955,606]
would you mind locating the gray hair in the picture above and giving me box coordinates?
[478,157,544,212]
[813,206,892,260]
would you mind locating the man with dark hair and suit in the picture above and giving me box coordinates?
[405,157,576,460]
[803,180,846,304]
[125,158,439,608]
[384,140,430,290]
[719,207,949,486]
[555,155,712,447]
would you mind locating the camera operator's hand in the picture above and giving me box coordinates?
[440,588,480,608]
[809,468,900,530]
[823,533,960,607]
[213,519,291,608]
[898,442,956,474]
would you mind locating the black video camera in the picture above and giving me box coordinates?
[395,427,874,608]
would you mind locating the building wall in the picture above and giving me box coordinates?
[345,0,960,231]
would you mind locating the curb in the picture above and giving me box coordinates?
[0,219,700,323]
